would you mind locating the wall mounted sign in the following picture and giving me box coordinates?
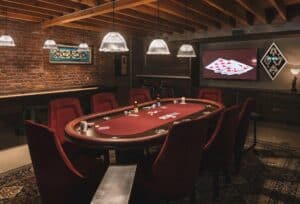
[49,44,92,64]
[260,42,288,80]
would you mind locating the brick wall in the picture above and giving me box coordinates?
[0,19,115,95]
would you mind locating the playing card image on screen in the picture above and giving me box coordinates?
[202,48,257,80]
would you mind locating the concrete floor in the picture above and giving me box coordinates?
[0,121,299,174]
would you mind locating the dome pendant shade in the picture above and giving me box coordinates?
[78,43,89,51]
[43,39,57,50]
[99,32,129,52]
[146,39,170,55]
[0,35,15,47]
[177,44,196,58]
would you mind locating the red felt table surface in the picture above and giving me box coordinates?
[94,103,205,137]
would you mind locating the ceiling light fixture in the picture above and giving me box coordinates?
[99,0,129,52]
[43,28,57,50]
[146,0,170,55]
[78,30,89,51]
[0,10,15,47]
[177,0,196,58]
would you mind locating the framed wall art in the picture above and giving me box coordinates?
[49,44,92,64]
[260,42,288,80]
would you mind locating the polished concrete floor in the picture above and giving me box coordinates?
[0,121,299,174]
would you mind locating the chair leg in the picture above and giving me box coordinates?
[212,171,220,200]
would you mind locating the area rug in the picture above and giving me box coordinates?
[0,141,299,204]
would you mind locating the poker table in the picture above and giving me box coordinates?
[65,98,224,150]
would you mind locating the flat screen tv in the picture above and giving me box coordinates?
[202,48,257,80]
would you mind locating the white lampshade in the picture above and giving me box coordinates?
[43,39,57,50]
[78,42,89,51]
[146,39,170,55]
[99,32,129,52]
[177,44,196,58]
[290,68,300,75]
[0,35,15,47]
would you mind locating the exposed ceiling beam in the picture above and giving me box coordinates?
[172,0,234,27]
[146,0,219,28]
[202,0,249,25]
[132,5,196,32]
[69,0,98,7]
[39,0,87,10]
[103,13,180,33]
[118,9,184,33]
[42,0,156,28]
[268,0,287,20]
[3,0,74,13]
[236,0,267,23]
[0,9,42,22]
[0,0,63,17]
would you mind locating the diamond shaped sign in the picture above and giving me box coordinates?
[260,42,288,80]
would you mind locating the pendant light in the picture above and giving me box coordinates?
[99,0,128,52]
[43,39,57,50]
[43,28,57,50]
[78,30,89,51]
[0,10,15,47]
[146,0,170,55]
[177,0,196,58]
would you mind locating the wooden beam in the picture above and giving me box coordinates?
[132,5,196,32]
[171,0,234,27]
[268,0,287,20]
[69,0,98,7]
[39,0,88,10]
[0,0,63,16]
[202,0,249,25]
[42,0,156,28]
[4,0,74,13]
[118,9,184,33]
[0,5,52,19]
[0,9,42,22]
[235,0,267,23]
[146,0,218,28]
[103,13,177,33]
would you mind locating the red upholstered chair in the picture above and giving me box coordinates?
[48,98,109,165]
[91,92,119,113]
[134,116,210,203]
[197,88,223,103]
[234,97,255,173]
[201,105,240,199]
[48,97,83,145]
[128,88,152,105]
[25,120,104,204]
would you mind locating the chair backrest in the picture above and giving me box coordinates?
[128,88,152,105]
[236,98,255,151]
[203,105,240,168]
[151,116,210,197]
[91,92,119,113]
[197,88,223,103]
[48,98,83,144]
[25,120,85,204]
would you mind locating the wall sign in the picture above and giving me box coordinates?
[260,42,288,80]
[49,44,92,64]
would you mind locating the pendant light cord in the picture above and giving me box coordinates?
[157,0,159,33]
[112,0,115,31]
[185,0,187,41]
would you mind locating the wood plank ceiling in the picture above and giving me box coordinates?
[0,0,300,36]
